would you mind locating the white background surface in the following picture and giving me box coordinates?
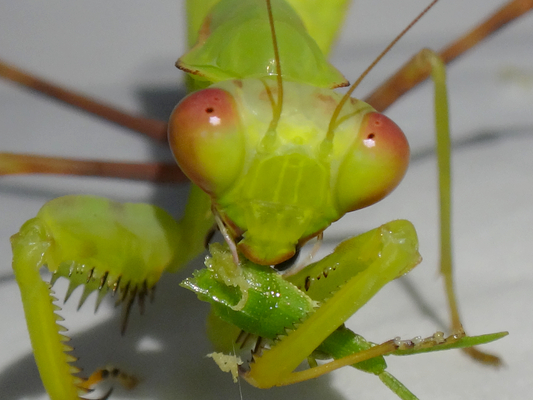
[0,1,532,399]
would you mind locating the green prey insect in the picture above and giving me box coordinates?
[2,0,526,398]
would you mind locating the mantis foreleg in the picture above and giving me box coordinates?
[11,195,207,399]
[183,220,506,398]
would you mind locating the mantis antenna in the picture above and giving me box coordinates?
[265,0,284,135]
[325,0,440,142]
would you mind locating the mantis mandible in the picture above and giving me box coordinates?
[1,0,532,400]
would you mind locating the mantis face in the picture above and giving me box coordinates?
[169,79,409,265]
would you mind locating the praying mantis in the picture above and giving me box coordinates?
[1,0,533,398]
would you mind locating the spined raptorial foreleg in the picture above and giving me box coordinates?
[11,194,212,399]
[182,220,506,399]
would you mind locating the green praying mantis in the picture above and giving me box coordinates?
[1,0,532,398]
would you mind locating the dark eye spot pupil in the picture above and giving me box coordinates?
[367,133,375,139]
[206,107,214,113]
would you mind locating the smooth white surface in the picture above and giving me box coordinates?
[0,1,532,399]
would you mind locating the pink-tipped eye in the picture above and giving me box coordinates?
[335,111,410,213]
[168,88,245,195]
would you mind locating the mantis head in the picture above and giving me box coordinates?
[168,80,409,265]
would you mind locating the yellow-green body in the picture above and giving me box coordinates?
[10,0,507,399]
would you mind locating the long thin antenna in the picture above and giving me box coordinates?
[266,0,283,133]
[325,0,440,141]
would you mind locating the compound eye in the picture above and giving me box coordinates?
[168,88,245,195]
[335,112,410,213]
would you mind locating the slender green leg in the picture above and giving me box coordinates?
[417,49,501,365]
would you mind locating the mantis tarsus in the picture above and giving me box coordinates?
[1,0,532,399]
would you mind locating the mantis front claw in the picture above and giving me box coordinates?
[11,195,185,399]
[182,219,507,398]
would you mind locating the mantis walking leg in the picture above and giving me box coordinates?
[411,49,500,364]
